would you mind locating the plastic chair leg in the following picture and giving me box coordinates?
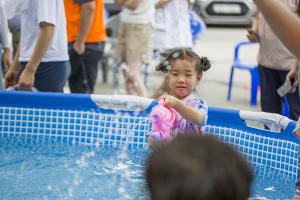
[227,67,235,101]
[144,64,149,88]
[101,57,108,83]
[282,97,290,117]
[250,67,259,106]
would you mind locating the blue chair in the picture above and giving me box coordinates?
[227,41,259,106]
[190,10,206,44]
[227,41,291,118]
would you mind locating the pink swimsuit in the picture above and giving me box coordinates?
[171,94,208,136]
[149,94,208,141]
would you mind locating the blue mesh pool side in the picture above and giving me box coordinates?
[0,91,299,179]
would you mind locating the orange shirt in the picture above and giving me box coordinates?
[64,0,107,43]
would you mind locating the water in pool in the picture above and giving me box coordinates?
[0,138,295,200]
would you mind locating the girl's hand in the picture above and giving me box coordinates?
[159,95,180,108]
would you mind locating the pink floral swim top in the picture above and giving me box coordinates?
[171,94,208,136]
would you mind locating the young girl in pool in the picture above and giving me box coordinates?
[148,48,211,144]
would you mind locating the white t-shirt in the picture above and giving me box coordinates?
[19,0,69,62]
[0,0,10,49]
[257,0,297,70]
[4,0,22,21]
[120,0,156,25]
[153,0,192,50]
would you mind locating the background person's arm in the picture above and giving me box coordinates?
[155,0,169,9]
[286,59,299,84]
[4,44,19,88]
[73,1,95,55]
[253,0,300,58]
[115,0,141,10]
[0,5,12,72]
[17,22,54,90]
[247,12,259,42]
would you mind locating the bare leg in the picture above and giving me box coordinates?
[122,62,148,97]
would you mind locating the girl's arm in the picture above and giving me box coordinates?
[161,95,205,124]
[253,0,300,58]
[18,22,54,90]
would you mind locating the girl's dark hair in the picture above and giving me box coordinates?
[155,48,211,75]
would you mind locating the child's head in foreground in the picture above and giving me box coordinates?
[155,48,211,99]
[146,135,253,200]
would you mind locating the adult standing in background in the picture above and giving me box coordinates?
[64,0,107,94]
[4,0,22,55]
[251,1,300,97]
[252,0,300,58]
[0,0,12,89]
[153,0,192,53]
[247,0,300,120]
[5,0,70,92]
[115,0,156,97]
[250,1,300,198]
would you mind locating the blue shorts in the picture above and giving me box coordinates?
[19,61,71,92]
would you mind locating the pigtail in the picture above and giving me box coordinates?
[199,56,211,72]
[156,51,179,73]
[155,48,211,73]
[155,60,171,73]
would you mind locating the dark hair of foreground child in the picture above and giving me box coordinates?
[146,135,253,200]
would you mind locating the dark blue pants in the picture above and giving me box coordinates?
[19,61,70,92]
[258,65,300,120]
[68,42,105,94]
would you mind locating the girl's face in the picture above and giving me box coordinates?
[168,59,201,99]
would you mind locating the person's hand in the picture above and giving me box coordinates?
[286,67,298,93]
[17,67,35,91]
[2,48,12,74]
[73,40,85,55]
[247,32,258,43]
[4,67,18,89]
[159,95,179,108]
